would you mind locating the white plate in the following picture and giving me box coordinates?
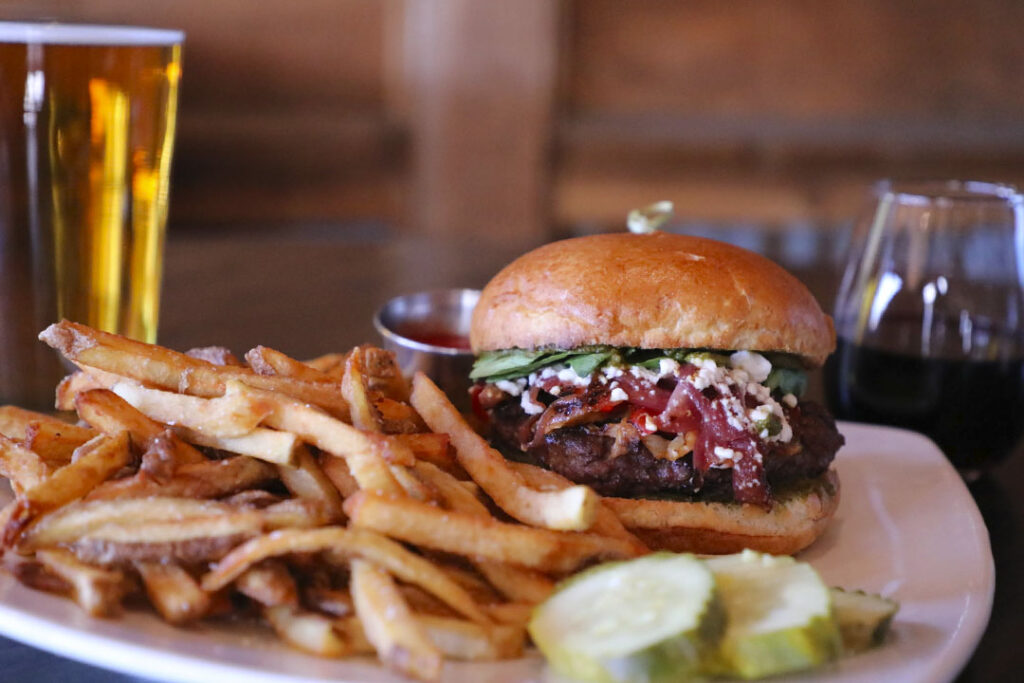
[0,422,994,683]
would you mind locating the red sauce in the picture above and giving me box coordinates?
[396,325,471,350]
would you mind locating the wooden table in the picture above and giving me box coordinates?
[0,226,1019,681]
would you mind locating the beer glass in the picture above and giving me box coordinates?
[0,23,182,409]
[826,180,1024,480]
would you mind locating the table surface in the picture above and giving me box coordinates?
[1,225,1020,682]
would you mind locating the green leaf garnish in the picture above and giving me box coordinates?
[765,368,808,397]
[568,352,612,377]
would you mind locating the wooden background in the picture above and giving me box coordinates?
[6,0,1024,244]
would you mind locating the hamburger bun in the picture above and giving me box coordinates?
[602,469,840,555]
[471,232,835,366]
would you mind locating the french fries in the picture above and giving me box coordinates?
[344,491,639,573]
[411,373,600,531]
[136,561,212,624]
[0,322,650,681]
[3,431,132,545]
[351,559,442,682]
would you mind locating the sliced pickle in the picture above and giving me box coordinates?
[704,550,842,680]
[528,553,722,683]
[830,587,899,653]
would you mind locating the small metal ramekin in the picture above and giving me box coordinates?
[373,288,480,411]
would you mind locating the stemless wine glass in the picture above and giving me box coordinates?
[826,180,1024,480]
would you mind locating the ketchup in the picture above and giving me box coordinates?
[396,325,471,350]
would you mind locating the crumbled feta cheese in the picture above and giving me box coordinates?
[628,365,660,383]
[602,366,624,379]
[495,378,526,396]
[729,351,772,383]
[714,446,738,461]
[556,366,590,386]
[608,387,628,403]
[520,391,544,415]
[658,358,680,376]
[782,393,798,408]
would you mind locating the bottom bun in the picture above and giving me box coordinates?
[602,469,840,556]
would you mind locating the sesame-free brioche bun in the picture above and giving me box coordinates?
[602,469,840,555]
[470,232,836,366]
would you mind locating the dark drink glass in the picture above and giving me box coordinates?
[826,180,1024,480]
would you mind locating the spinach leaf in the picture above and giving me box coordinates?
[568,352,612,377]
[765,367,808,397]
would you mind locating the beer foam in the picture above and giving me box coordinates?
[0,22,183,46]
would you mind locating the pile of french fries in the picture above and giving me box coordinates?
[0,321,648,681]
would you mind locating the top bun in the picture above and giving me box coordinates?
[470,232,835,366]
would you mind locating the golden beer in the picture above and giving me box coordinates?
[0,24,181,407]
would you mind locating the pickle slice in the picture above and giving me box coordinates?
[704,550,842,679]
[830,587,899,653]
[528,553,722,683]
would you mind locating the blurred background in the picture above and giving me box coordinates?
[7,0,1024,251]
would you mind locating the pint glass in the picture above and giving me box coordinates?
[0,23,182,408]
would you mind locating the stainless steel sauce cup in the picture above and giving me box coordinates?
[373,288,480,412]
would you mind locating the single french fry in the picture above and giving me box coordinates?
[23,497,249,547]
[23,420,97,466]
[388,464,438,503]
[344,491,640,574]
[411,373,599,531]
[136,561,211,624]
[475,560,554,604]
[275,447,345,521]
[351,559,442,681]
[358,346,410,402]
[375,397,427,434]
[320,453,360,498]
[259,498,337,530]
[63,515,261,565]
[185,345,242,366]
[234,559,298,607]
[342,348,381,432]
[303,352,348,379]
[416,614,526,661]
[55,369,109,411]
[412,461,488,516]
[4,431,132,546]
[0,433,51,495]
[231,383,402,495]
[86,456,275,501]
[39,321,350,419]
[36,548,130,617]
[245,346,336,383]
[264,605,352,657]
[510,461,649,556]
[175,425,299,466]
[330,608,525,661]
[0,405,77,440]
[23,498,262,564]
[202,527,489,626]
[111,380,272,438]
[74,389,206,466]
[397,433,462,475]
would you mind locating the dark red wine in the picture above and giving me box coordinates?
[825,337,1024,472]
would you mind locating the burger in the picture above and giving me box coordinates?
[467,232,843,555]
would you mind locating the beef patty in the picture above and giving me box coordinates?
[489,399,843,500]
